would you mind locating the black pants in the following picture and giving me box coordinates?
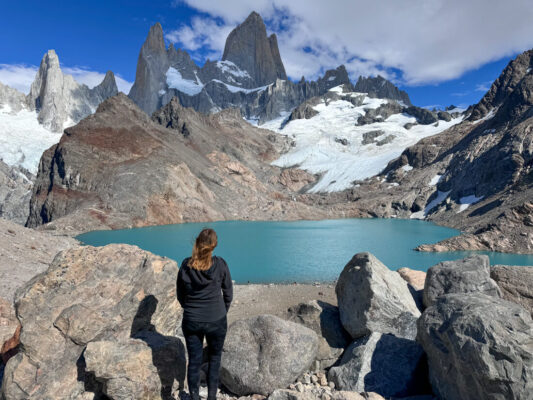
[181,315,227,398]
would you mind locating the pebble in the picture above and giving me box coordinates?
[311,375,319,384]
[321,394,331,400]
[295,382,304,393]
[328,381,335,389]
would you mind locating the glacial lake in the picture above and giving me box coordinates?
[77,219,533,283]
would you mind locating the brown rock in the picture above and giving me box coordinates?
[491,265,533,316]
[1,244,184,399]
[397,268,426,291]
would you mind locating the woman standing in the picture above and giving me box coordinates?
[177,228,233,400]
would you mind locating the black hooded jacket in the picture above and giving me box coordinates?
[177,256,233,322]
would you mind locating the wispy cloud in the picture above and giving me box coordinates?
[0,64,133,94]
[170,0,533,85]
[475,81,493,92]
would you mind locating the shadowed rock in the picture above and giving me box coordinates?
[491,265,533,317]
[220,314,318,396]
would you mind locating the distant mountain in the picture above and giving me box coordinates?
[128,12,411,123]
[0,50,118,172]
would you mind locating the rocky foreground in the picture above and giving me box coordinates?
[0,242,532,400]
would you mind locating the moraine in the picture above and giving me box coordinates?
[77,218,533,283]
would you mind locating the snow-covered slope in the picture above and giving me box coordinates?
[0,105,62,173]
[267,86,463,193]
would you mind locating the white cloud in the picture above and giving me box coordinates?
[475,81,493,92]
[173,0,533,85]
[0,64,133,94]
[0,64,38,93]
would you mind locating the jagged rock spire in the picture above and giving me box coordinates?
[222,11,287,86]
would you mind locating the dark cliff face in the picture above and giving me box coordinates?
[222,11,287,87]
[467,50,533,121]
[128,23,170,114]
[354,75,412,106]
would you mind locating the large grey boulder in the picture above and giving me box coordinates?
[491,265,533,317]
[417,293,533,400]
[328,333,428,398]
[423,255,501,307]
[220,314,319,396]
[335,253,421,340]
[1,244,184,399]
[287,300,350,368]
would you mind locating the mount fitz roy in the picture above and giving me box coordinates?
[127,12,415,123]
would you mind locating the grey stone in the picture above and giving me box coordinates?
[287,300,350,368]
[417,293,533,400]
[220,314,319,396]
[354,75,412,106]
[335,253,421,340]
[0,161,33,225]
[423,255,501,307]
[436,111,452,122]
[404,106,438,125]
[361,130,385,145]
[491,265,533,316]
[328,333,428,398]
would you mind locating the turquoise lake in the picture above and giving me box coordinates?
[77,218,533,283]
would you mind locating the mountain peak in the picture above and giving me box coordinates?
[354,75,412,106]
[222,12,287,86]
[144,22,165,53]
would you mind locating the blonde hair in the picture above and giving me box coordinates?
[188,228,218,271]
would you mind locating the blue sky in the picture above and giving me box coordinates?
[1,0,532,109]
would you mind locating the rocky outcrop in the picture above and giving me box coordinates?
[336,253,420,340]
[417,293,533,400]
[85,337,185,400]
[423,255,501,307]
[0,298,18,364]
[397,268,426,291]
[220,314,319,396]
[404,106,438,125]
[354,76,412,106]
[1,244,183,399]
[0,83,26,113]
[328,333,427,397]
[0,217,76,301]
[27,50,118,131]
[287,300,350,369]
[491,265,533,316]
[26,94,342,234]
[222,11,287,87]
[0,161,33,225]
[468,49,533,121]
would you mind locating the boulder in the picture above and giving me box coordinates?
[328,333,428,398]
[1,244,184,399]
[397,268,426,291]
[417,293,533,400]
[287,300,350,368]
[491,265,533,316]
[423,255,501,307]
[220,314,319,396]
[85,337,185,400]
[335,253,421,340]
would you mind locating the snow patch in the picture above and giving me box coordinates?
[457,194,484,213]
[429,174,442,186]
[0,105,63,173]
[211,80,269,94]
[402,165,413,172]
[216,60,251,79]
[158,89,166,96]
[166,67,203,96]
[411,190,451,219]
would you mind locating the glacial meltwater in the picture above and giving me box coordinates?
[77,218,533,283]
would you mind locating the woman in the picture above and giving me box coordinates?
[177,228,233,400]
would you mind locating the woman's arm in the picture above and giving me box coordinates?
[221,258,233,311]
[176,266,186,307]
